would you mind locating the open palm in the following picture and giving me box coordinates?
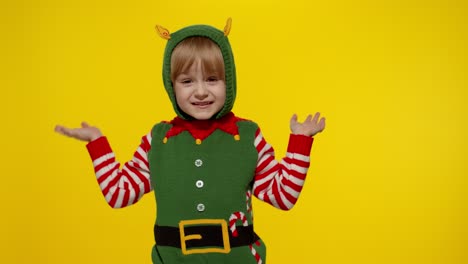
[290,112,326,137]
[54,122,102,142]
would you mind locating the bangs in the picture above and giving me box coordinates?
[171,37,225,81]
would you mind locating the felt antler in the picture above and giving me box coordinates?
[155,25,171,40]
[224,17,232,36]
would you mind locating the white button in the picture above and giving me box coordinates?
[196,180,204,188]
[197,203,205,212]
[194,159,203,167]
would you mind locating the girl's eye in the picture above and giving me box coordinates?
[181,79,192,84]
[207,77,218,82]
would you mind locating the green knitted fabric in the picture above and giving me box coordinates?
[162,24,236,120]
[147,120,266,263]
[148,121,258,226]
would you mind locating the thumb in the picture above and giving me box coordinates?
[81,122,90,128]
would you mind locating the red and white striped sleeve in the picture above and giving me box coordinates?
[252,128,314,210]
[85,131,153,208]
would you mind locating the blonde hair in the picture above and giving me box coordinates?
[170,37,225,82]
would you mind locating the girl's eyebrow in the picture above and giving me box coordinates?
[177,73,191,77]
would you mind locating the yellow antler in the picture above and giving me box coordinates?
[224,18,232,36]
[155,25,171,40]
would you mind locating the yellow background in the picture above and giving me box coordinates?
[1,0,467,263]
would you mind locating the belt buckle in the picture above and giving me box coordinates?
[179,219,231,255]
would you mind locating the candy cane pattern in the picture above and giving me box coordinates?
[229,211,263,264]
[229,211,248,237]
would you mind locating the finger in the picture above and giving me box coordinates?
[312,112,320,123]
[62,127,76,137]
[81,122,90,128]
[54,125,69,135]
[55,126,71,137]
[319,117,326,131]
[290,114,298,124]
[54,125,63,133]
[305,114,312,123]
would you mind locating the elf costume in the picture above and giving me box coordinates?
[86,19,315,264]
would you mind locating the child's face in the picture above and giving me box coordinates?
[173,59,226,120]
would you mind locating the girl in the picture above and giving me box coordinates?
[55,19,325,264]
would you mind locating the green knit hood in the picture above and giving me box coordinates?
[158,20,236,120]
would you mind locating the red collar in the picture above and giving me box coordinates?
[163,112,245,144]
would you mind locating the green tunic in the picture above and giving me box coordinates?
[148,120,267,264]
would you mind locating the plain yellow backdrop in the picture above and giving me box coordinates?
[1,0,467,263]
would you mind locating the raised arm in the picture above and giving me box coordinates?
[55,122,153,208]
[86,133,153,208]
[252,113,325,210]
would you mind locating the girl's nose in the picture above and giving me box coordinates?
[194,82,208,99]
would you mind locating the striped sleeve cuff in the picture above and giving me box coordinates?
[287,134,314,155]
[86,136,112,161]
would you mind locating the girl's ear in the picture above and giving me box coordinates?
[224,18,232,36]
[156,25,171,40]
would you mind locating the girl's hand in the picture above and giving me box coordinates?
[54,122,102,142]
[290,112,326,137]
